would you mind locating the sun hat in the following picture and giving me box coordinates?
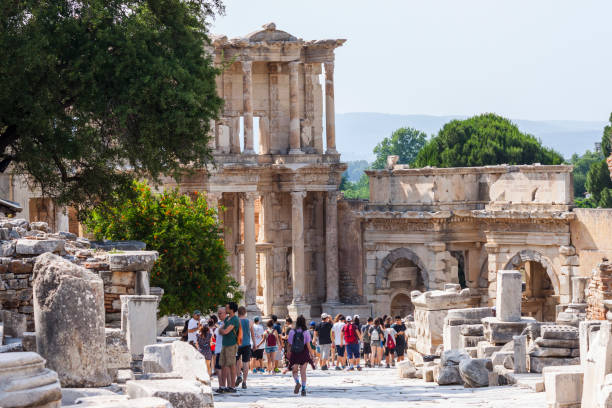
[346,316,353,322]
[321,313,328,319]
[193,310,201,316]
[310,321,316,326]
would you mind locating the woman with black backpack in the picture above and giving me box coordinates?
[287,315,315,396]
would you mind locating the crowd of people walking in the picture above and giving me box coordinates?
[184,303,409,396]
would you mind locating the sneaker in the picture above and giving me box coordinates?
[321,365,328,371]
[235,376,242,387]
[227,387,237,393]
[386,364,390,368]
[242,382,247,389]
[301,388,306,396]
[347,367,354,371]
[357,366,362,371]
[253,369,257,374]
[294,382,301,394]
[259,368,265,373]
[274,368,281,373]
[335,366,341,371]
[214,388,225,394]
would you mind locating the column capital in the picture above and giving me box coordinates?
[268,62,282,73]
[288,60,301,72]
[327,190,341,200]
[291,190,307,203]
[324,60,335,72]
[241,60,252,72]
[243,191,259,204]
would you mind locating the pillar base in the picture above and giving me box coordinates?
[288,149,304,155]
[242,149,256,155]
[287,302,312,320]
[325,148,338,155]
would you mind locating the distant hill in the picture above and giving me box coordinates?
[336,112,607,162]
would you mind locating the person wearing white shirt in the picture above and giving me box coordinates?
[187,310,201,345]
[331,315,346,370]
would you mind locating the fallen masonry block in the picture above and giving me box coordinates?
[459,358,492,388]
[530,356,580,373]
[66,395,172,408]
[543,365,584,408]
[127,379,214,408]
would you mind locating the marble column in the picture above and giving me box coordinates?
[288,61,303,155]
[206,191,221,218]
[242,61,255,154]
[324,190,340,306]
[324,61,337,154]
[288,191,309,318]
[243,192,258,313]
[229,117,241,154]
[259,116,270,154]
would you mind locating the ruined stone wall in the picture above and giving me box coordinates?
[338,199,366,304]
[570,208,612,277]
[587,260,612,320]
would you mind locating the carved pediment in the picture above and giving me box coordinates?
[245,22,298,43]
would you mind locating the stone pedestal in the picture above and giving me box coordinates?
[0,352,62,408]
[482,317,535,345]
[496,270,522,322]
[543,365,584,408]
[513,335,527,373]
[121,295,159,360]
[411,287,471,354]
[33,253,111,387]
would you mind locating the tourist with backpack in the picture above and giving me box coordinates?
[234,306,255,389]
[259,319,280,373]
[391,315,408,362]
[218,302,242,393]
[314,313,333,370]
[361,317,373,367]
[331,314,346,370]
[383,321,397,368]
[369,318,384,367]
[342,315,362,371]
[287,315,315,396]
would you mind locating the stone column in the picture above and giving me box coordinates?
[496,270,522,322]
[230,116,241,154]
[324,61,337,154]
[243,192,258,313]
[242,61,255,154]
[288,61,303,155]
[288,191,309,318]
[206,191,221,217]
[259,116,270,154]
[324,190,340,306]
[513,335,528,373]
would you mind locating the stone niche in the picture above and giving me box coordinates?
[411,285,471,354]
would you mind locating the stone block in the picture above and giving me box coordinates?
[33,253,110,387]
[541,325,579,340]
[529,345,573,358]
[397,360,417,378]
[0,352,62,408]
[598,374,612,408]
[117,369,135,384]
[437,365,463,385]
[143,343,173,374]
[447,307,493,320]
[459,358,491,388]
[460,325,484,336]
[543,365,584,408]
[491,351,514,366]
[66,395,172,408]
[513,335,528,373]
[441,349,470,366]
[157,315,169,336]
[21,331,36,352]
[461,335,486,348]
[477,342,501,359]
[16,239,64,255]
[530,356,580,373]
[61,388,120,406]
[579,320,602,366]
[90,240,146,251]
[0,240,15,257]
[121,295,158,360]
[106,328,132,380]
[111,271,136,287]
[582,321,612,408]
[0,310,27,338]
[495,270,523,322]
[423,366,435,382]
[127,379,214,408]
[482,317,535,344]
[171,340,210,385]
[535,338,579,349]
[109,251,158,272]
[442,324,462,351]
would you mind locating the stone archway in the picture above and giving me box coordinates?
[390,291,414,318]
[503,249,560,295]
[504,249,560,321]
[377,247,429,291]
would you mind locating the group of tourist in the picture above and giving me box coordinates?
[184,305,409,396]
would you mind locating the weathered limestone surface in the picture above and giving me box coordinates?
[105,328,132,381]
[397,360,416,378]
[33,253,110,387]
[482,317,536,344]
[16,239,64,256]
[121,295,158,360]
[459,358,491,388]
[171,340,210,385]
[108,251,158,272]
[496,270,522,322]
[513,335,527,373]
[543,365,584,408]
[0,352,62,408]
[143,343,173,374]
[127,379,214,408]
[1,309,27,338]
[65,396,172,408]
[582,321,612,408]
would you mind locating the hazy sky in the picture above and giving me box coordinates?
[211,0,612,122]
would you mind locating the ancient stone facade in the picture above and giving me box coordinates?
[587,260,612,320]
[164,23,350,319]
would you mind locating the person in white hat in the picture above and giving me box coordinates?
[314,313,333,370]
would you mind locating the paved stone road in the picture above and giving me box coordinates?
[213,367,546,408]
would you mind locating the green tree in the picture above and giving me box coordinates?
[413,114,564,168]
[371,127,427,169]
[0,0,224,211]
[570,150,604,198]
[602,113,612,157]
[84,181,241,315]
[340,173,370,200]
[585,159,612,205]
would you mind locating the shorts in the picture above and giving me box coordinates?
[320,343,331,360]
[219,344,238,367]
[236,345,251,363]
[395,347,405,357]
[371,340,383,348]
[316,345,320,353]
[346,343,360,359]
[363,343,372,355]
[253,348,264,360]
[335,345,345,357]
[265,345,278,354]
[385,347,395,356]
